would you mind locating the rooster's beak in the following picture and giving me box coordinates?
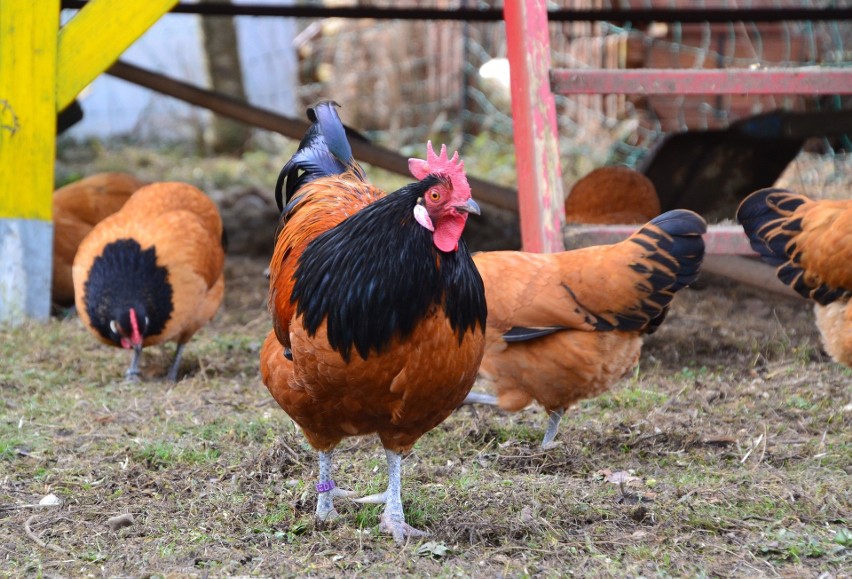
[454,198,481,215]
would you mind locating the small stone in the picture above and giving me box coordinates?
[39,494,60,506]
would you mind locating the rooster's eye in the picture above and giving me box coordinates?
[429,189,440,202]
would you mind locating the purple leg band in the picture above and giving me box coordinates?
[316,480,336,493]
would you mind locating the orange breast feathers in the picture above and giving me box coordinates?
[262,308,485,454]
[472,209,706,417]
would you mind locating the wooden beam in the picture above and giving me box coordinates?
[504,0,565,253]
[107,60,521,212]
[56,0,178,110]
[563,224,755,255]
[0,0,60,323]
[551,68,852,96]
[0,1,59,222]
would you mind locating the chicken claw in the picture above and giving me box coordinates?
[354,449,428,543]
[380,512,429,544]
[541,409,565,450]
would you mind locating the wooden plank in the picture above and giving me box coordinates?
[56,0,178,110]
[0,0,59,323]
[563,224,755,255]
[107,60,521,213]
[0,0,59,221]
[702,255,800,300]
[504,0,565,253]
[551,68,852,96]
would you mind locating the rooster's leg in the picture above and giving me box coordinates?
[125,345,142,382]
[315,450,355,521]
[355,449,428,543]
[166,343,186,382]
[541,408,565,450]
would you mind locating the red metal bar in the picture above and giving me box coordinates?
[563,224,756,255]
[504,0,565,253]
[551,68,852,95]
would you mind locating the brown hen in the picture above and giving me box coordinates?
[72,182,225,381]
[565,166,661,224]
[467,210,706,448]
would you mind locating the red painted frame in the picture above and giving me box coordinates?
[551,68,852,95]
[504,0,565,253]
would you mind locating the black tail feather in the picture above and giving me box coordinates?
[644,209,706,292]
[736,187,805,268]
[737,188,848,304]
[622,209,706,332]
[274,101,362,212]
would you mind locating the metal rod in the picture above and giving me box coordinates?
[60,2,852,23]
[551,68,852,96]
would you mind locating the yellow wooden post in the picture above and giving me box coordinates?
[0,1,60,323]
[0,0,177,324]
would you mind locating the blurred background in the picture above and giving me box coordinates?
[56,0,852,252]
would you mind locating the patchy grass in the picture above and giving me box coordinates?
[1,258,849,577]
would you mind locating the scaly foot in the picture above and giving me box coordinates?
[379,512,429,544]
[316,486,356,521]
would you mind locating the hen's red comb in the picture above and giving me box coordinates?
[408,141,471,199]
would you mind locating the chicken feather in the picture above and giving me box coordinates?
[72,182,225,381]
[738,188,852,367]
[470,209,706,447]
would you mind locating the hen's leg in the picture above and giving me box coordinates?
[541,408,565,450]
[355,449,428,543]
[166,343,185,382]
[461,391,498,406]
[125,345,142,382]
[315,450,355,521]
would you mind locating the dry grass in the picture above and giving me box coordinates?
[2,144,849,575]
[1,256,849,577]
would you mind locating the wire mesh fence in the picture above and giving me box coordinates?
[68,1,851,202]
[286,0,850,198]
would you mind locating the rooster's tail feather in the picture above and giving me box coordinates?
[274,100,362,212]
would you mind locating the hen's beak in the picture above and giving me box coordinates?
[454,198,481,215]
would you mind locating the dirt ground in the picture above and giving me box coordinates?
[1,252,849,577]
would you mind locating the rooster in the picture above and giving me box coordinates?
[260,101,486,542]
[52,172,146,307]
[565,166,661,224]
[737,188,851,368]
[465,210,706,448]
[72,182,225,381]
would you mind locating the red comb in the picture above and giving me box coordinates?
[408,141,471,199]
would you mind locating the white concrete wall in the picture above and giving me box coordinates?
[62,0,299,141]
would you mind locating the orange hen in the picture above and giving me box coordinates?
[738,188,852,368]
[261,102,486,542]
[565,166,661,224]
[72,182,225,381]
[52,172,146,307]
[467,210,706,448]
